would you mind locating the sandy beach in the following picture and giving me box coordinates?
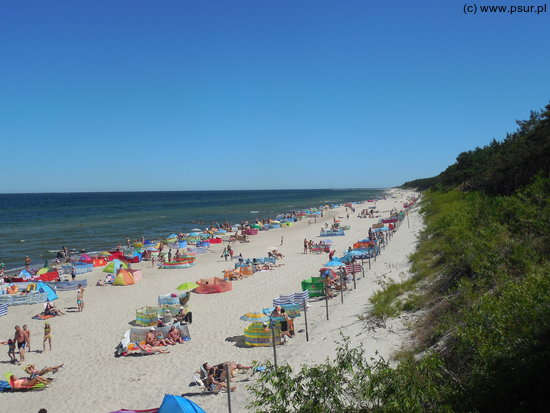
[0,188,421,413]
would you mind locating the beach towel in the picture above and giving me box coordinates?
[32,314,56,320]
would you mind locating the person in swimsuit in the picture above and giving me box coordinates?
[77,284,84,312]
[8,374,50,388]
[43,322,52,351]
[24,363,63,378]
[14,325,26,362]
[22,325,31,352]
[0,339,17,363]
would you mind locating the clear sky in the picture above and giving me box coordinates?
[0,0,548,193]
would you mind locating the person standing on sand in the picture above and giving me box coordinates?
[14,325,26,363]
[22,325,31,352]
[77,284,84,312]
[43,322,52,351]
[71,266,76,282]
[24,256,31,271]
[228,246,234,260]
[280,236,283,246]
[304,239,308,254]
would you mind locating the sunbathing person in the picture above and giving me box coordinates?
[44,302,64,316]
[175,306,192,324]
[9,373,50,388]
[145,328,168,346]
[205,367,236,393]
[24,363,64,378]
[271,249,284,259]
[137,343,170,354]
[216,361,253,378]
[168,326,184,344]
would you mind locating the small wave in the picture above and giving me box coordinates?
[250,211,259,214]
[19,240,25,242]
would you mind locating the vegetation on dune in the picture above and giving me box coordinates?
[249,104,550,412]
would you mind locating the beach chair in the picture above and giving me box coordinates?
[3,372,48,391]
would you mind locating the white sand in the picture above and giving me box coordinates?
[0,189,421,412]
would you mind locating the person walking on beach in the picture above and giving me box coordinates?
[0,338,17,363]
[221,247,228,261]
[228,246,234,260]
[304,239,308,254]
[23,325,31,352]
[280,236,284,246]
[71,266,76,282]
[43,322,52,351]
[14,325,26,363]
[77,284,84,312]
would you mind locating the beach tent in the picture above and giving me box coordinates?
[158,394,205,413]
[79,254,93,263]
[36,282,58,301]
[18,269,33,279]
[113,269,135,286]
[104,259,128,273]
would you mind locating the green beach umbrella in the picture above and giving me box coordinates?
[176,282,199,291]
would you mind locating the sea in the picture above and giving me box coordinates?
[0,188,385,271]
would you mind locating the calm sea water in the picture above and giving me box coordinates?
[0,189,384,270]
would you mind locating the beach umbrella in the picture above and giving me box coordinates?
[319,268,338,278]
[324,259,344,267]
[240,312,270,323]
[176,282,199,291]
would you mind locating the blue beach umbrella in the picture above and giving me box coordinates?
[324,259,344,267]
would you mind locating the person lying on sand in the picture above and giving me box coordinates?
[138,343,170,354]
[24,363,64,378]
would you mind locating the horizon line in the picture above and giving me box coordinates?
[0,187,392,195]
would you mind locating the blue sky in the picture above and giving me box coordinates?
[0,0,548,192]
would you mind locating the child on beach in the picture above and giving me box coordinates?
[1,338,17,363]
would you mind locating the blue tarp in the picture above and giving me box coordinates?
[158,394,205,413]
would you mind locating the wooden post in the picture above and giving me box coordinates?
[325,281,329,321]
[225,364,232,413]
[303,299,309,342]
[270,320,278,369]
[352,270,357,289]
[340,271,344,304]
[407,210,410,228]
